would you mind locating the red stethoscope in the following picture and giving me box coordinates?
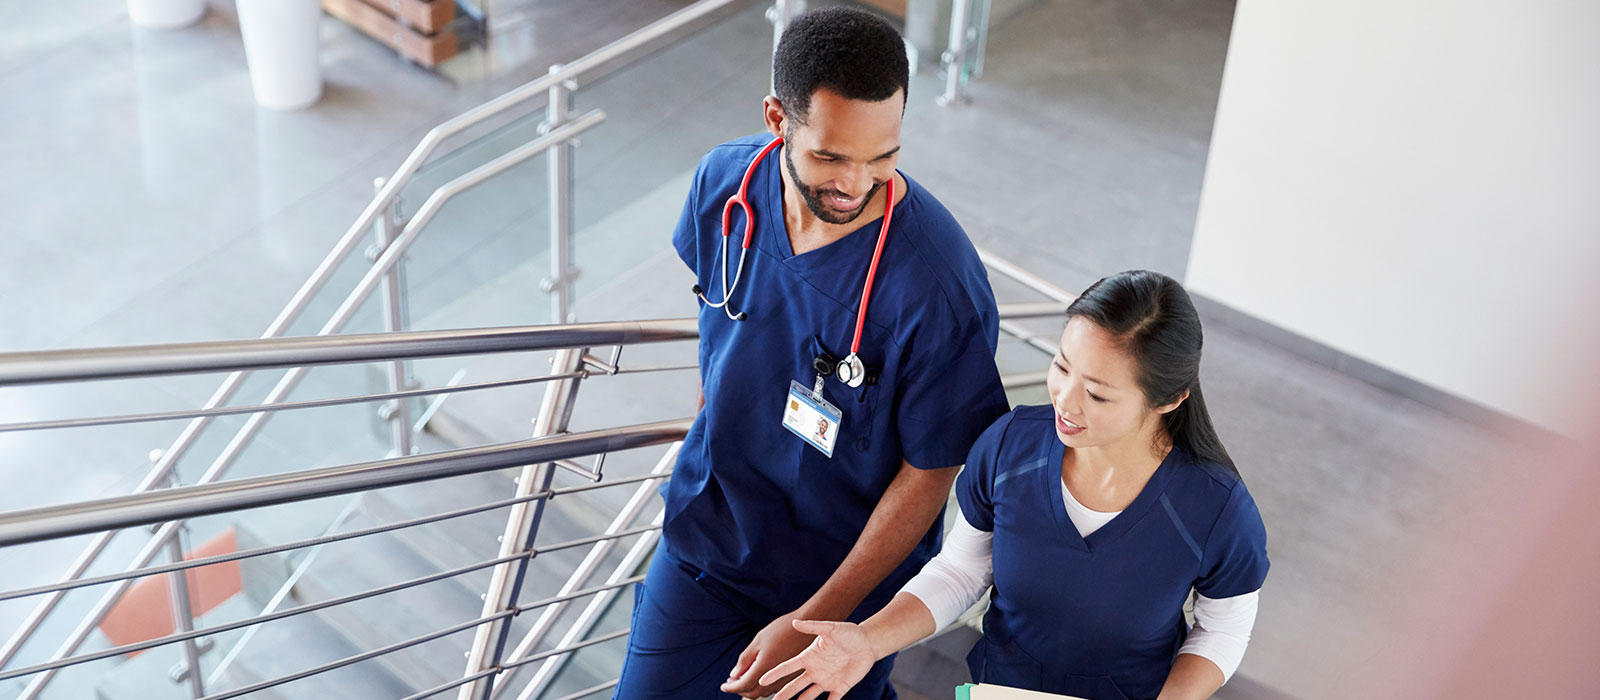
[691,137,895,388]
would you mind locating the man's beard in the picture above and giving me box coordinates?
[784,142,886,226]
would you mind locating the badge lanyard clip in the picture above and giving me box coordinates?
[811,353,838,400]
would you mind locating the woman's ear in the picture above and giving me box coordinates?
[1154,390,1190,415]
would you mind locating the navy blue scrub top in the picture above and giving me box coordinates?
[664,134,1010,616]
[957,406,1270,700]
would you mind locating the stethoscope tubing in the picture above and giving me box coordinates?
[694,136,897,383]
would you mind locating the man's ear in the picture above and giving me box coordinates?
[763,96,786,139]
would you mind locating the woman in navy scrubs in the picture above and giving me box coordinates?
[759,270,1269,700]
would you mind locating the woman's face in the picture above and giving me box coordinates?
[1046,316,1173,451]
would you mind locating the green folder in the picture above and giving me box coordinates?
[955,683,976,700]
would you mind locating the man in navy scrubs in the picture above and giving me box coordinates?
[614,8,1008,698]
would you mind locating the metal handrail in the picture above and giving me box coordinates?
[0,3,1014,697]
[0,319,696,387]
[547,680,621,700]
[198,583,644,700]
[298,0,755,326]
[979,248,1079,306]
[0,265,1072,696]
[0,109,595,674]
[996,301,1071,320]
[490,446,678,698]
[0,554,521,683]
[0,0,756,672]
[0,471,670,603]
[201,611,520,700]
[0,529,655,685]
[498,629,632,674]
[0,372,584,433]
[0,419,688,547]
[512,514,663,700]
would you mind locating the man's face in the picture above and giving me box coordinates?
[778,87,904,226]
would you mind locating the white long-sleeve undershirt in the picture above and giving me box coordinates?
[899,481,1260,682]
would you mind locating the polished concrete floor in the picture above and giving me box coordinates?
[0,0,1543,698]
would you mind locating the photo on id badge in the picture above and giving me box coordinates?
[784,380,842,457]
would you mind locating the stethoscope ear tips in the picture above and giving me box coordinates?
[691,284,704,296]
[732,310,748,322]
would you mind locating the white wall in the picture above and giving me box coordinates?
[1187,0,1600,437]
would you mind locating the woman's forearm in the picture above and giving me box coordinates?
[1155,653,1224,700]
[858,592,940,660]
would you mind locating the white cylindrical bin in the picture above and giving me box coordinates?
[236,0,323,110]
[128,0,206,28]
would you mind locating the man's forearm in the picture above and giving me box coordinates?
[797,460,959,620]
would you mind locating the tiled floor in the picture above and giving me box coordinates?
[0,1,1549,699]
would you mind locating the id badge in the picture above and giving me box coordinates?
[783,380,843,457]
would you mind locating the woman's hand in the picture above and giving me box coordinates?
[759,619,878,700]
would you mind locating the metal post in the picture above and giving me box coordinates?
[487,443,680,699]
[767,0,806,94]
[543,68,580,324]
[374,176,416,457]
[938,0,974,106]
[768,0,806,61]
[164,525,206,698]
[458,348,587,700]
[513,512,663,700]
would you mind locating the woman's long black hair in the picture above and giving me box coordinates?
[1065,270,1237,474]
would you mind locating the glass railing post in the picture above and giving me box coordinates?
[768,0,806,62]
[374,176,417,457]
[544,69,580,324]
[934,0,972,106]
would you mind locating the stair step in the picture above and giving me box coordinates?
[283,491,637,696]
[288,509,506,693]
[213,608,415,700]
[357,479,517,591]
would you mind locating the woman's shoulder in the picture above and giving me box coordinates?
[1006,404,1057,425]
[969,405,1058,464]
[1168,448,1266,538]
[964,406,1052,463]
[982,405,1056,447]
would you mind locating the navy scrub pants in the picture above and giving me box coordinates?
[613,547,898,699]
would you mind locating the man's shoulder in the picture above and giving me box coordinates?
[686,134,779,204]
[886,176,995,331]
[698,134,777,171]
[896,175,967,244]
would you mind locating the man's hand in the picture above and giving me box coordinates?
[760,620,878,700]
[720,460,955,698]
[719,611,814,698]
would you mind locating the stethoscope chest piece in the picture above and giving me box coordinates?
[837,353,867,388]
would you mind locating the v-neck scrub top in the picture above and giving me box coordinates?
[664,134,1010,616]
[955,406,1270,700]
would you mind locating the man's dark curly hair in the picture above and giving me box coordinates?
[773,7,909,125]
